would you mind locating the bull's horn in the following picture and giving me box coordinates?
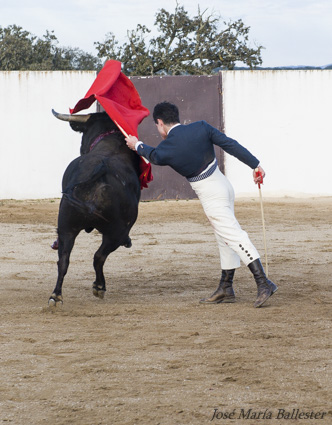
[52,109,91,123]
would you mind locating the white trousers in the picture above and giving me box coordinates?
[189,167,260,270]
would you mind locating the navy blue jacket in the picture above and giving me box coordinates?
[137,120,259,178]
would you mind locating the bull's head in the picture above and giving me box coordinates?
[52,109,120,155]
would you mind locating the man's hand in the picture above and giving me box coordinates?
[253,165,265,184]
[125,135,138,151]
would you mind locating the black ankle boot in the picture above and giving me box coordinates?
[248,259,278,308]
[200,269,236,304]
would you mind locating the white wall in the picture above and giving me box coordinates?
[222,70,332,197]
[0,71,96,199]
[1,70,331,199]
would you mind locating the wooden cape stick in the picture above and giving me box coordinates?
[255,168,269,277]
[114,120,149,164]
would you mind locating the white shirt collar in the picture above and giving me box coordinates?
[167,123,181,135]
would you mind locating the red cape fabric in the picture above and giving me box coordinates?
[70,60,152,189]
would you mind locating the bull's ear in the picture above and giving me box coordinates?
[69,122,87,133]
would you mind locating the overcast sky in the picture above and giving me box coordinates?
[1,0,331,67]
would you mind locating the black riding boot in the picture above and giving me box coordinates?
[200,269,236,304]
[248,259,278,308]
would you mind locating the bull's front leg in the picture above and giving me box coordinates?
[49,232,78,306]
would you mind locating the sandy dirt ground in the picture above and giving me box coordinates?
[0,197,331,425]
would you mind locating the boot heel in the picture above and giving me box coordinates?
[220,295,236,303]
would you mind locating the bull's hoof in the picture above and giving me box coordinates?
[123,237,132,248]
[93,283,106,299]
[51,240,59,250]
[48,294,63,307]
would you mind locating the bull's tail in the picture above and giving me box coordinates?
[62,160,110,222]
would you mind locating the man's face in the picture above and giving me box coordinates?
[155,119,168,139]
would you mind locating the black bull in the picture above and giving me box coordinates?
[49,110,141,305]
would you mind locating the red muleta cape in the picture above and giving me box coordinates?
[70,60,152,189]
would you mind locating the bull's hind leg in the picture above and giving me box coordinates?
[49,231,79,306]
[93,235,120,299]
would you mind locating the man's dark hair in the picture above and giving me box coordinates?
[153,102,180,124]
